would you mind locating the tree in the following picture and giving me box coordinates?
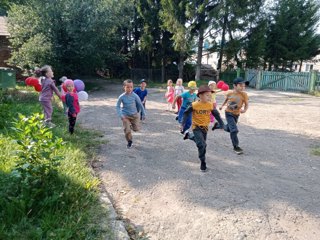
[7,0,125,76]
[265,0,320,71]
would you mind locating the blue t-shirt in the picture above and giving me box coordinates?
[116,92,145,118]
[181,91,197,108]
[133,87,148,102]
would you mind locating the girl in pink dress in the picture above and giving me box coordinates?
[165,79,175,111]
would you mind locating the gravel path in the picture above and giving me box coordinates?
[78,83,320,240]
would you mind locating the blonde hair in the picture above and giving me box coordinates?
[167,79,173,85]
[123,79,133,86]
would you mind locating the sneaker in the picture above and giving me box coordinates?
[200,162,207,172]
[233,146,243,155]
[211,122,219,131]
[127,141,133,149]
[183,132,189,140]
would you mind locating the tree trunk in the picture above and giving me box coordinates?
[161,57,166,83]
[218,11,228,71]
[195,27,204,81]
[299,60,303,72]
[178,52,184,78]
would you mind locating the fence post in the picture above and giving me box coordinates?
[256,70,262,90]
[236,68,240,77]
[309,70,316,93]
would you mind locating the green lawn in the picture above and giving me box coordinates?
[0,85,113,239]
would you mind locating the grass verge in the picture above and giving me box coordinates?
[0,86,113,239]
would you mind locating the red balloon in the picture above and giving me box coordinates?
[29,78,40,86]
[25,77,32,86]
[217,80,224,89]
[34,84,42,92]
[221,84,229,91]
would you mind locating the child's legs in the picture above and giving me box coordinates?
[225,112,239,147]
[177,98,182,111]
[178,106,186,123]
[193,127,207,162]
[68,112,77,134]
[129,113,140,132]
[122,118,132,141]
[41,100,53,122]
[185,114,192,130]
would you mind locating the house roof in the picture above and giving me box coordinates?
[0,16,9,36]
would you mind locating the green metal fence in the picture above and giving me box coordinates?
[260,71,310,92]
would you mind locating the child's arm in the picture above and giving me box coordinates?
[241,101,249,113]
[219,98,228,110]
[135,94,146,119]
[116,96,124,119]
[172,95,181,109]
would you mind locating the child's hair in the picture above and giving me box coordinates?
[167,79,173,85]
[176,78,183,84]
[123,79,133,86]
[64,79,74,87]
[39,65,52,77]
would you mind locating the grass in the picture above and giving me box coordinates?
[0,86,113,239]
[312,147,320,156]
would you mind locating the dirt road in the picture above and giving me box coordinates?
[78,83,320,240]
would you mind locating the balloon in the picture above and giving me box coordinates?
[25,77,32,85]
[29,78,40,86]
[217,80,224,89]
[74,79,85,92]
[77,91,88,101]
[34,84,42,92]
[61,94,66,102]
[221,84,229,91]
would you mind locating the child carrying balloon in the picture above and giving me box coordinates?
[64,80,80,134]
[207,81,225,131]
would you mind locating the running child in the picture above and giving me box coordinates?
[207,81,225,131]
[116,79,146,149]
[165,79,175,111]
[219,77,249,155]
[172,80,197,131]
[174,78,184,113]
[181,85,216,172]
[133,79,148,120]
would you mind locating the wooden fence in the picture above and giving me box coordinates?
[219,69,319,93]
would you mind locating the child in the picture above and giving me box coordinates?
[64,80,80,134]
[219,77,249,155]
[165,79,175,111]
[174,78,184,113]
[208,81,225,131]
[37,65,61,127]
[133,79,148,120]
[181,85,216,172]
[116,79,146,149]
[172,81,197,131]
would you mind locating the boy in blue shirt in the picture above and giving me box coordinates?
[116,79,146,148]
[133,79,148,120]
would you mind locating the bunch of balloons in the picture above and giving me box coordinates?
[62,79,88,101]
[217,80,229,91]
[25,77,42,92]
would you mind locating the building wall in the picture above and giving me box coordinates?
[0,36,10,67]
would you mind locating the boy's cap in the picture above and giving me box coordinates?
[188,81,198,89]
[197,85,214,97]
[140,79,146,83]
[208,80,216,86]
[233,77,247,85]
